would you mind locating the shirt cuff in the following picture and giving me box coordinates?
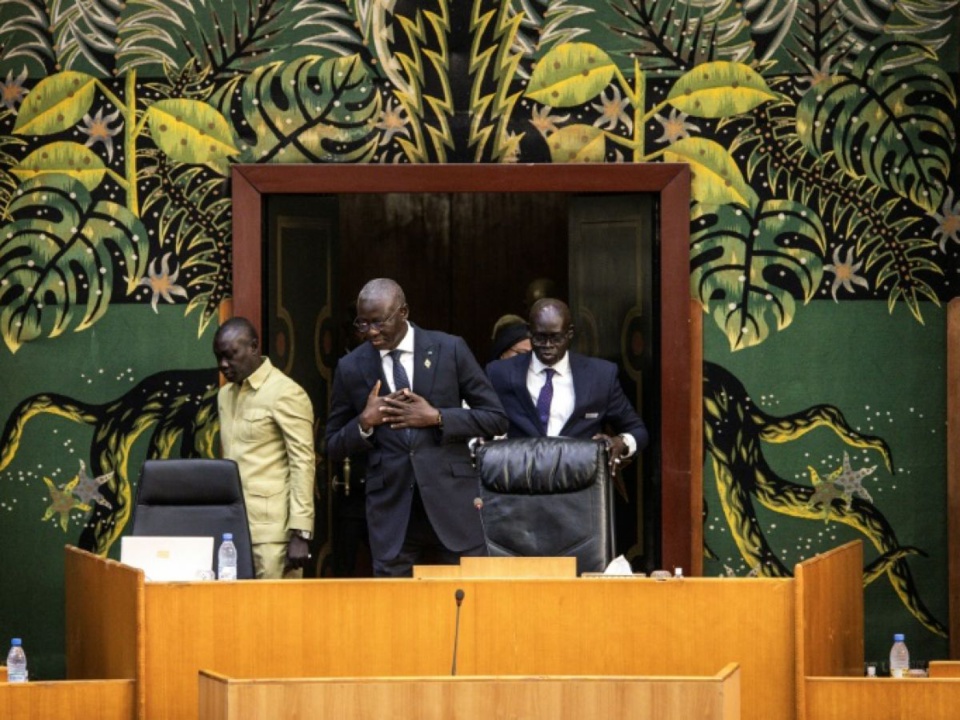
[619,433,637,458]
[359,422,373,439]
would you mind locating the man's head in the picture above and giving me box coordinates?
[528,298,573,367]
[354,278,409,352]
[490,315,531,361]
[213,317,263,385]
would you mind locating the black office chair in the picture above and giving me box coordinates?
[474,437,615,575]
[132,459,255,579]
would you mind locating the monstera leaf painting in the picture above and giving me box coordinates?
[797,40,955,213]
[692,198,827,350]
[0,175,148,352]
[229,55,381,163]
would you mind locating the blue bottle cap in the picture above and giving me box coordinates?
[11,638,22,646]
[223,533,233,541]
[893,633,905,642]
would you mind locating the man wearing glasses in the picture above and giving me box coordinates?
[485,298,648,476]
[325,278,508,577]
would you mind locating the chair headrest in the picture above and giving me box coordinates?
[137,459,244,505]
[476,437,607,494]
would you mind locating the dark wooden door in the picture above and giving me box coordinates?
[569,193,657,569]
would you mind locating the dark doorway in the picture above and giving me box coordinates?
[231,164,699,576]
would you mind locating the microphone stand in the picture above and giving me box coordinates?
[451,588,465,675]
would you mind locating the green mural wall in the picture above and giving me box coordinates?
[0,0,957,677]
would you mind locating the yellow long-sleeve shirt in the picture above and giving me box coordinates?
[218,358,315,545]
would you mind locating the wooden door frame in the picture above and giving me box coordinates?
[230,163,702,574]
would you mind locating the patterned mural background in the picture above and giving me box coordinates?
[0,0,957,676]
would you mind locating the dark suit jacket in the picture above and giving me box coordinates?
[485,351,648,450]
[325,325,508,561]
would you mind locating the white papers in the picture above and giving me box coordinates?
[120,536,214,581]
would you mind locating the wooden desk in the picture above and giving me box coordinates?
[66,541,863,720]
[928,660,960,678]
[805,677,960,719]
[0,679,134,719]
[199,666,741,720]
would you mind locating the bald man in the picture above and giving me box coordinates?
[325,279,508,576]
[214,317,316,578]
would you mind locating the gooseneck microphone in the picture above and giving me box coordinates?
[474,497,487,539]
[451,588,465,676]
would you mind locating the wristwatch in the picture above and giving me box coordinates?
[292,530,312,541]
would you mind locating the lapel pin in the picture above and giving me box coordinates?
[424,359,432,369]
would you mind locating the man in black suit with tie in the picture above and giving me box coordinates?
[325,278,508,577]
[485,298,648,474]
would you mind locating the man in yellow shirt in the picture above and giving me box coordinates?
[214,317,316,578]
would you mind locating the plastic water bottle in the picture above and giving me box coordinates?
[889,633,910,678]
[7,638,27,683]
[218,533,237,580]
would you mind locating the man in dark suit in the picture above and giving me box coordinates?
[485,298,648,474]
[325,278,508,577]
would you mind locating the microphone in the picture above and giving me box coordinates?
[473,497,487,539]
[451,588,465,676]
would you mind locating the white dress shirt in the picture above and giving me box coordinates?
[527,352,637,457]
[527,353,575,437]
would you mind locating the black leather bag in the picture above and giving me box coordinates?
[475,437,614,574]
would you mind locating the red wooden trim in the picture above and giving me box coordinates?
[657,167,694,573]
[948,298,960,657]
[231,169,264,340]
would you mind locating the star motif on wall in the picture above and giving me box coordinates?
[71,460,114,509]
[42,475,92,532]
[806,465,844,523]
[832,451,876,507]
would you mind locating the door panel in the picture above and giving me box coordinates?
[569,194,656,569]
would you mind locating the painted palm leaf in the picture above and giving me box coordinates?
[231,55,379,163]
[49,0,122,75]
[0,0,56,77]
[0,175,148,353]
[797,40,956,213]
[116,0,363,76]
[691,198,826,350]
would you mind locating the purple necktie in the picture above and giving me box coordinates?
[536,368,555,433]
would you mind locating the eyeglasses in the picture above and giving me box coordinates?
[531,331,569,346]
[353,305,404,334]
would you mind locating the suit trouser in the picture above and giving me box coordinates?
[373,487,485,577]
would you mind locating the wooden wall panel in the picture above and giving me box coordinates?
[65,546,143,717]
[794,541,864,719]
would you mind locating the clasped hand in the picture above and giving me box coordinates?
[360,380,438,431]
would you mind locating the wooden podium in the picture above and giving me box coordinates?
[199,667,741,720]
[65,541,866,720]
